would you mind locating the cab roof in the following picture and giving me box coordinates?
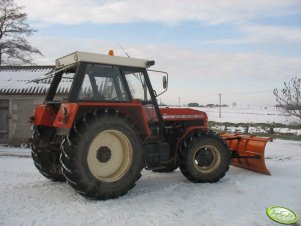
[55,51,155,69]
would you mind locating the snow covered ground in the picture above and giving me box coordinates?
[192,107,296,124]
[0,139,300,226]
[191,107,301,136]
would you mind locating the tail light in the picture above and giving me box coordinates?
[53,103,78,128]
[61,106,67,115]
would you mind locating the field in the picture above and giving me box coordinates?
[0,107,300,226]
[197,107,290,124]
[192,107,301,138]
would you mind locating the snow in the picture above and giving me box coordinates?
[0,67,53,95]
[189,107,301,136]
[191,107,298,124]
[0,139,300,226]
[0,66,77,95]
[211,125,269,134]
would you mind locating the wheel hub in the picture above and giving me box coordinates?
[96,146,112,163]
[195,148,214,167]
[87,130,133,182]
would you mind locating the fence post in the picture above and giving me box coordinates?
[269,127,274,134]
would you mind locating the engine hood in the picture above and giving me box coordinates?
[160,107,208,121]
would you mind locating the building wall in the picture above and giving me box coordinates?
[0,95,44,146]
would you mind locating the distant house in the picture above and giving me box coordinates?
[188,103,199,107]
[0,66,55,145]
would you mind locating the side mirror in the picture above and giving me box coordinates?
[147,69,168,97]
[163,76,168,89]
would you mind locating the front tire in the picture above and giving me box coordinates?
[61,111,144,200]
[179,132,230,183]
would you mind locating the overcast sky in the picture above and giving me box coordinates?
[16,0,301,107]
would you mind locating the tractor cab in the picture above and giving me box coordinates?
[36,51,207,141]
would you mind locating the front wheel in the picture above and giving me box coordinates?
[179,132,230,183]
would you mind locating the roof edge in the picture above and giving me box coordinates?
[0,65,55,72]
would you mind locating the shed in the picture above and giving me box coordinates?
[0,66,55,145]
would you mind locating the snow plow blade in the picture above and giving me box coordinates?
[220,133,271,175]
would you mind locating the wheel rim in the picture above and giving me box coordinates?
[193,145,221,174]
[87,130,133,182]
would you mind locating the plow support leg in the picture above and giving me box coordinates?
[220,133,271,175]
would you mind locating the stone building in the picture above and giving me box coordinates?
[0,66,54,145]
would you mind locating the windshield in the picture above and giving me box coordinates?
[124,70,152,101]
[124,70,158,122]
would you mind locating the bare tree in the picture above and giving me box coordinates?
[273,77,301,123]
[0,0,42,65]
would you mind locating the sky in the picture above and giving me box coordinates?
[16,0,301,107]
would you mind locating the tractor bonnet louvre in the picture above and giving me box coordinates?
[162,114,204,119]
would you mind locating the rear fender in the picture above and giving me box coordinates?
[77,101,151,138]
[33,105,56,127]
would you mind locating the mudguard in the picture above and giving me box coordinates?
[220,133,271,175]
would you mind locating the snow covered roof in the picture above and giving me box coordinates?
[0,66,55,95]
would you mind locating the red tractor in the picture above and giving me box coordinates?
[30,51,270,200]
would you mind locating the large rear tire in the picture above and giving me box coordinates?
[31,126,65,181]
[179,132,230,183]
[61,110,144,200]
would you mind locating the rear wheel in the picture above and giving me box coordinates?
[61,110,144,200]
[31,126,65,181]
[179,132,230,183]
